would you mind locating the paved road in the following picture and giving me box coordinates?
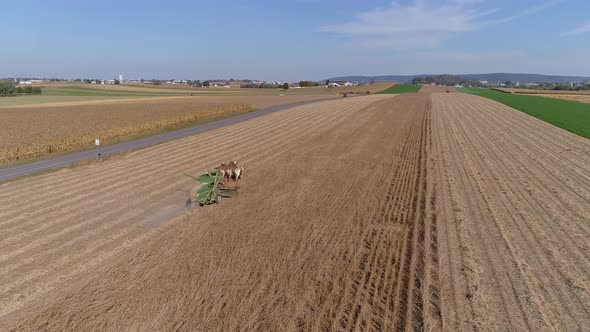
[0,97,337,181]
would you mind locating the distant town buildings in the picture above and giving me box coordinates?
[165,80,189,85]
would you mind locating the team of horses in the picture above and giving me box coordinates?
[215,161,245,180]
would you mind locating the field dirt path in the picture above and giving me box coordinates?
[431,93,590,331]
[1,93,440,331]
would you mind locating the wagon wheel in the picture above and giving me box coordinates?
[216,195,222,204]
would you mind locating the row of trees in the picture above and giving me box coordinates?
[0,80,43,96]
[17,86,42,94]
[298,81,321,87]
[412,75,482,87]
[549,84,590,91]
[240,83,289,89]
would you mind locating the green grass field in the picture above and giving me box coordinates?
[461,88,590,139]
[0,86,205,107]
[42,86,194,97]
[377,84,421,94]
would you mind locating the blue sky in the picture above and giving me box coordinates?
[2,0,589,80]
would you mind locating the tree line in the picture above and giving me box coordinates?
[545,84,590,91]
[298,81,321,87]
[17,86,42,94]
[412,75,483,87]
[0,80,42,96]
[240,83,289,89]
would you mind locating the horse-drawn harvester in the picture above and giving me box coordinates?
[185,161,244,208]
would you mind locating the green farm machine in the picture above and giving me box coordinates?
[185,169,239,208]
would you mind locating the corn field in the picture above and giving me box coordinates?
[0,100,252,164]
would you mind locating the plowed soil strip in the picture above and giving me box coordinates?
[2,94,440,331]
[431,93,590,331]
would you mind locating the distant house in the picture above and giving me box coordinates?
[329,80,354,87]
[105,79,115,85]
[18,81,32,85]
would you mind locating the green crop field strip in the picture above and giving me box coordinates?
[461,88,590,139]
[42,86,192,97]
[377,84,421,94]
[0,86,202,107]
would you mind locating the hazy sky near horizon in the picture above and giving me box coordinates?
[2,0,590,80]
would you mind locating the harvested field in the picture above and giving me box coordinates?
[0,95,391,328]
[0,94,333,164]
[431,93,590,330]
[0,93,443,331]
[1,91,589,331]
[523,93,590,104]
[497,88,590,95]
[336,82,394,94]
[0,95,163,107]
[0,95,206,109]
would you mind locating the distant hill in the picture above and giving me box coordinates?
[329,73,590,84]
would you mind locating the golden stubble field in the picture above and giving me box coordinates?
[496,88,590,95]
[0,92,588,330]
[0,83,393,164]
[522,94,590,104]
[0,94,334,164]
[496,87,590,102]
